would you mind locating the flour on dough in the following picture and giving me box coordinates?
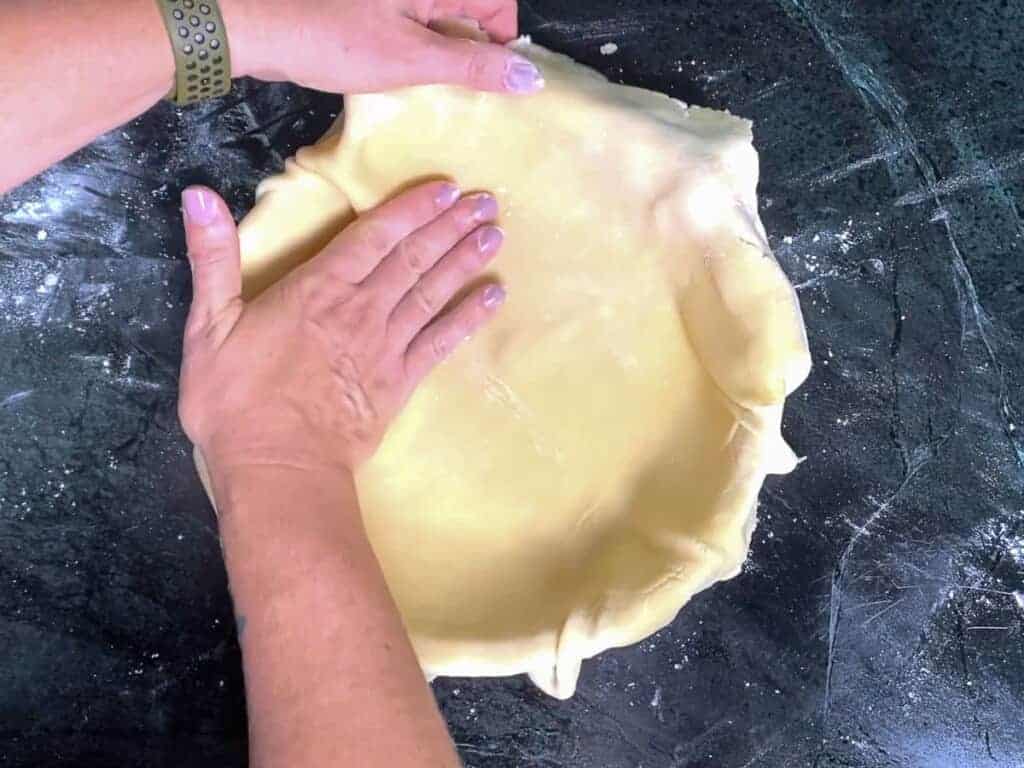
[226,39,811,698]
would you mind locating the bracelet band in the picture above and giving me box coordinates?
[154,0,232,106]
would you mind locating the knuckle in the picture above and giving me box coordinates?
[354,221,393,257]
[430,333,450,361]
[188,225,234,260]
[411,283,437,315]
[194,243,234,268]
[464,49,492,86]
[398,238,428,275]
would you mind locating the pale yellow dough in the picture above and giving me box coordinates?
[225,40,810,698]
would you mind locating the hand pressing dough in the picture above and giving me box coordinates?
[225,40,811,698]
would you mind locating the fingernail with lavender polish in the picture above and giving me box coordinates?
[436,182,460,208]
[504,59,544,94]
[472,194,499,221]
[482,284,506,309]
[182,187,217,226]
[477,226,504,255]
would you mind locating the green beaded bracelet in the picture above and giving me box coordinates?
[154,0,232,106]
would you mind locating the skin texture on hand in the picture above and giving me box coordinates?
[178,181,506,472]
[180,182,507,767]
[0,3,525,762]
[0,0,539,194]
[231,0,544,94]
[213,465,464,768]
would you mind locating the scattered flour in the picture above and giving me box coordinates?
[836,218,855,253]
[600,42,619,56]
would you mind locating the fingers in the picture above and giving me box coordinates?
[316,180,462,283]
[470,0,518,43]
[408,25,544,93]
[404,283,506,384]
[363,192,498,304]
[389,225,504,347]
[181,186,242,331]
[433,0,519,42]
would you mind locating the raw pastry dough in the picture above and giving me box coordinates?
[227,40,810,698]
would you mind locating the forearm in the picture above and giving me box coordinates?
[0,0,258,194]
[207,463,460,768]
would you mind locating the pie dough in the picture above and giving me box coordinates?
[223,40,810,698]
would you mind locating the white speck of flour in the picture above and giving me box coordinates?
[600,42,619,56]
[35,273,59,294]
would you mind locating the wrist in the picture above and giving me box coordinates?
[194,417,353,480]
[217,0,264,79]
[206,457,358,524]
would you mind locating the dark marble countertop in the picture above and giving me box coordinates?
[2,1,1022,766]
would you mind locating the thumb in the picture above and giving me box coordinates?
[413,30,544,94]
[181,186,242,331]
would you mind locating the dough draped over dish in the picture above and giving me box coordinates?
[214,39,810,698]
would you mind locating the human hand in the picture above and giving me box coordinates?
[177,181,506,473]
[229,0,543,95]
